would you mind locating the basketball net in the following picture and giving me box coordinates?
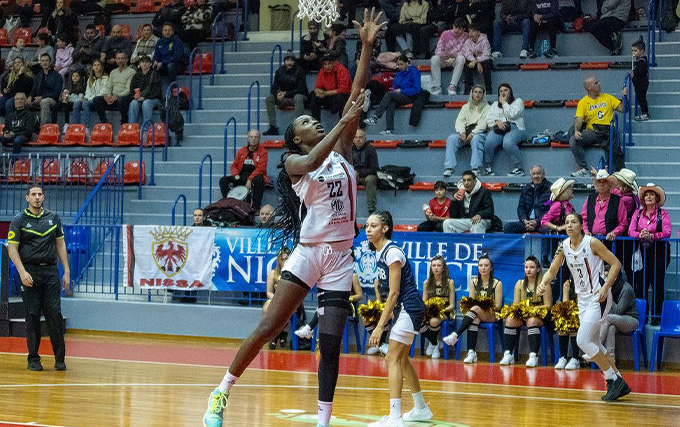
[298,0,340,28]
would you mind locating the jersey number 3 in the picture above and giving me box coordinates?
[327,181,343,198]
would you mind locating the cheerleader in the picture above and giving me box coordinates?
[366,211,433,426]
[554,278,581,370]
[443,254,503,363]
[263,247,292,349]
[538,213,631,401]
[499,256,552,367]
[422,255,455,359]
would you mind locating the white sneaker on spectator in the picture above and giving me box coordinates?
[442,332,458,346]
[571,168,590,178]
[443,168,454,177]
[464,349,478,363]
[519,49,529,59]
[379,343,389,355]
[491,51,503,59]
[62,124,69,134]
[565,357,580,370]
[379,129,393,135]
[364,116,379,125]
[432,343,441,359]
[403,406,433,422]
[430,86,442,95]
[526,352,539,367]
[555,356,568,369]
[425,342,435,356]
[294,324,313,339]
[500,350,515,365]
[363,89,372,112]
[508,168,525,176]
[447,85,457,95]
[483,167,495,176]
[366,345,380,355]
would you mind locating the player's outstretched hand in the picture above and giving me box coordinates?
[353,8,385,46]
[346,91,366,119]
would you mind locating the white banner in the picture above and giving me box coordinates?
[123,225,217,290]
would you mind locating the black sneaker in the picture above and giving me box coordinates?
[279,331,288,348]
[603,376,630,401]
[268,340,277,350]
[527,49,537,59]
[601,378,615,401]
[27,361,43,371]
[55,361,67,371]
[263,126,279,136]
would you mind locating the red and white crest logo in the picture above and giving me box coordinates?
[149,226,193,278]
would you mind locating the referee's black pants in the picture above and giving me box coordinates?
[21,265,66,364]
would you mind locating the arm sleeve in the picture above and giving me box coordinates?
[462,40,474,61]
[7,217,21,244]
[55,215,64,239]
[434,32,448,57]
[476,190,495,219]
[292,69,308,97]
[118,70,134,97]
[612,200,628,235]
[168,39,184,64]
[231,148,243,176]
[401,67,421,96]
[385,247,406,268]
[581,198,590,234]
[575,98,587,119]
[627,210,640,238]
[473,105,490,133]
[414,1,429,24]
[541,203,559,227]
[478,38,491,62]
[249,148,269,181]
[270,69,280,95]
[609,94,622,111]
[503,98,525,121]
[517,188,530,221]
[366,146,379,176]
[336,66,352,93]
[454,105,468,134]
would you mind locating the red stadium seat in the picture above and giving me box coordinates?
[96,25,106,37]
[370,140,400,148]
[445,101,466,109]
[180,86,191,99]
[121,24,131,39]
[520,63,550,70]
[7,158,32,183]
[580,62,610,69]
[0,29,9,46]
[12,28,31,46]
[409,182,435,191]
[481,182,507,192]
[33,124,60,146]
[565,99,579,108]
[117,123,141,146]
[262,140,284,148]
[393,224,418,232]
[416,65,431,72]
[144,123,166,147]
[134,0,156,12]
[62,124,87,146]
[524,100,536,108]
[90,123,113,146]
[66,158,92,185]
[93,159,114,183]
[124,161,146,184]
[39,158,61,184]
[428,139,446,148]
[191,52,213,74]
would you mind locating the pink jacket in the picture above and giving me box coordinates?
[434,30,469,59]
[55,45,74,77]
[628,207,671,240]
[462,33,491,62]
[541,201,575,228]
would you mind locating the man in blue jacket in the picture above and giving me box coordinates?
[503,165,552,233]
[27,53,63,125]
[153,23,185,84]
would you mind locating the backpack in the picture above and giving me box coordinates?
[377,165,415,194]
[165,95,184,134]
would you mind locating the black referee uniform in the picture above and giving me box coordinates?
[7,207,67,370]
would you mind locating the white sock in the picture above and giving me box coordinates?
[218,371,239,393]
[603,367,616,381]
[317,400,333,427]
[411,391,426,410]
[389,398,401,420]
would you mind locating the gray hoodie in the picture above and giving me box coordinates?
[601,0,631,23]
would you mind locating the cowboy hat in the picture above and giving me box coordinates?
[550,177,575,201]
[638,183,666,208]
[609,168,639,193]
[595,169,610,180]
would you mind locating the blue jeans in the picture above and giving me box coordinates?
[81,100,94,127]
[482,123,527,170]
[128,98,161,124]
[492,18,531,52]
[445,132,485,171]
[0,135,29,154]
[3,97,16,116]
[72,100,83,124]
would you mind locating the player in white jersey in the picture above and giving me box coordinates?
[203,9,385,427]
[538,213,631,401]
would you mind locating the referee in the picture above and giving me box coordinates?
[7,185,70,371]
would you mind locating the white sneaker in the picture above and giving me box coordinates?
[491,51,503,59]
[463,349,478,363]
[379,343,389,355]
[519,49,529,59]
[447,85,456,95]
[526,352,539,368]
[403,405,433,422]
[62,124,69,134]
[363,89,372,112]
[364,116,379,125]
[425,342,435,356]
[366,345,380,355]
[294,324,313,339]
[555,356,568,369]
[571,168,590,178]
[442,332,458,346]
[443,168,454,177]
[430,86,442,95]
[368,415,404,427]
[565,357,580,370]
[499,350,515,365]
[432,344,441,359]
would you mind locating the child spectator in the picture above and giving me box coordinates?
[6,38,27,65]
[429,17,469,96]
[529,0,560,58]
[385,0,431,58]
[54,34,74,78]
[630,40,649,121]
[462,23,492,95]
[309,54,352,121]
[417,181,451,232]
[27,33,55,74]
[55,70,86,125]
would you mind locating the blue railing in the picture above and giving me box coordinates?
[607,115,620,173]
[188,47,204,123]
[171,194,187,226]
[247,80,260,131]
[211,11,228,84]
[622,73,634,148]
[198,154,213,208]
[138,120,157,199]
[270,44,282,87]
[290,10,303,53]
[647,0,659,66]
[223,116,237,176]
[72,154,124,226]
[164,82,181,159]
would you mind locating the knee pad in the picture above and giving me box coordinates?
[318,290,350,338]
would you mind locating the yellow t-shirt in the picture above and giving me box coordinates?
[575,93,621,129]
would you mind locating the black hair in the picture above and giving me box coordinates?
[142,23,153,29]
[565,212,585,235]
[469,22,481,32]
[476,253,495,288]
[461,169,476,180]
[138,55,151,63]
[39,52,51,60]
[56,33,68,43]
[397,54,411,64]
[26,185,43,195]
[434,180,447,190]
[330,23,346,35]
[37,32,51,43]
[85,23,96,31]
[496,82,515,107]
[453,17,468,30]
[632,40,646,51]
[367,211,394,251]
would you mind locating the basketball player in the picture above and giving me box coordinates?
[538,213,631,401]
[366,211,433,426]
[202,9,385,427]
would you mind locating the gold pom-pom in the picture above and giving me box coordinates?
[424,297,447,319]
[551,300,580,334]
[526,305,549,319]
[358,300,385,329]
[500,302,525,319]
[460,295,495,314]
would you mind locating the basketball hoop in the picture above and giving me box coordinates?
[297,0,340,28]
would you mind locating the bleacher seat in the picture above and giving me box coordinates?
[7,158,31,183]
[371,140,400,148]
[650,301,680,372]
[144,123,166,147]
[454,321,505,363]
[580,62,611,69]
[62,124,87,146]
[262,140,284,148]
[95,25,106,37]
[93,159,113,183]
[190,52,213,74]
[12,28,32,45]
[121,24,131,39]
[133,0,156,12]
[0,29,9,46]
[409,182,435,191]
[428,139,446,148]
[90,123,114,146]
[622,299,649,372]
[124,161,145,184]
[39,158,61,184]
[66,158,92,185]
[117,123,141,146]
[33,124,60,146]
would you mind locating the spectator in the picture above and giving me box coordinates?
[76,59,108,127]
[379,0,402,24]
[0,57,34,117]
[218,129,269,211]
[256,204,275,228]
[299,21,327,73]
[464,0,496,40]
[503,166,552,233]
[263,51,308,136]
[153,24,185,84]
[443,84,489,177]
[384,0,431,59]
[599,277,638,359]
[28,53,63,125]
[430,17,469,96]
[492,0,532,59]
[193,208,207,226]
[131,24,159,67]
[127,56,163,125]
[417,180,451,232]
[15,0,35,28]
[529,0,560,58]
[152,0,187,37]
[443,170,494,233]
[584,0,630,55]
[318,23,349,68]
[180,0,212,51]
[54,69,85,125]
[608,168,639,284]
[630,40,649,121]
[70,0,104,15]
[0,93,36,154]
[352,129,380,215]
[541,177,576,233]
[581,169,628,243]
[479,82,527,176]
[462,23,492,94]
[73,24,105,70]
[363,54,426,135]
[27,33,55,74]
[91,51,135,125]
[309,54,352,121]
[53,34,74,79]
[629,183,671,322]
[45,0,79,45]
[569,76,624,177]
[350,38,382,79]
[6,38,27,66]
[101,25,134,74]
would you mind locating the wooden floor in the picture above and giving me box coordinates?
[1,332,680,426]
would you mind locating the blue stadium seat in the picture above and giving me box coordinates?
[650,301,680,372]
[618,299,649,371]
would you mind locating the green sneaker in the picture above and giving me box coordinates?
[203,388,229,427]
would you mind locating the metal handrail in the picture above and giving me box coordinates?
[73,154,124,224]
[171,194,187,226]
[223,116,237,176]
[188,47,204,123]
[211,11,228,84]
[270,44,282,88]
[622,73,634,148]
[247,80,260,131]
[164,82,181,159]
[198,154,213,208]
[138,120,156,199]
[290,9,303,53]
[608,115,622,174]
[647,0,659,66]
